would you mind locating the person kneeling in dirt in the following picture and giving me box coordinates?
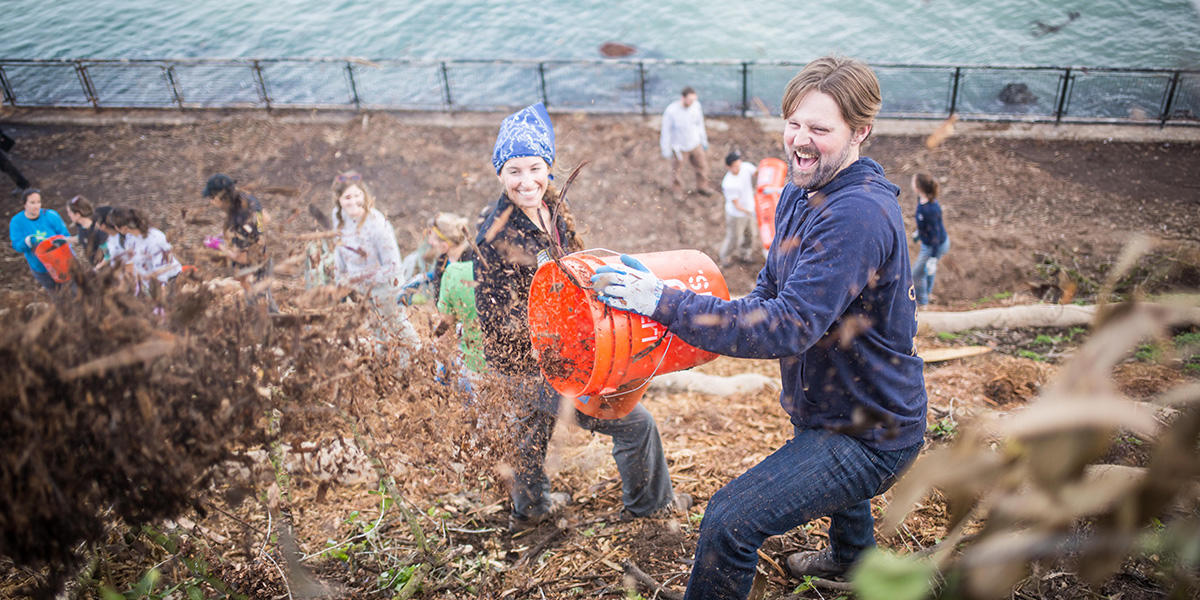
[592,57,927,599]
[202,173,278,312]
[475,102,691,532]
[328,170,419,350]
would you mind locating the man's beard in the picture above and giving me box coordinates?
[787,142,853,191]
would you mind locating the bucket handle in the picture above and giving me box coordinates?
[571,247,677,395]
[615,333,673,396]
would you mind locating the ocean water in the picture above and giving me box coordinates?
[3,0,1199,69]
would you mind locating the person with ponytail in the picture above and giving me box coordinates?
[474,102,689,532]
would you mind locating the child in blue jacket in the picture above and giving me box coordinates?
[911,172,949,306]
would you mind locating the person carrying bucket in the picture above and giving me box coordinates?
[9,188,71,292]
[592,56,927,600]
[474,102,691,532]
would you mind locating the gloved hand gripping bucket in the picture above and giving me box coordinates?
[528,250,730,419]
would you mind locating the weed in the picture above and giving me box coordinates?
[1017,349,1045,362]
[1134,343,1162,362]
[928,417,958,440]
[972,291,1013,307]
[792,575,817,594]
[935,331,961,342]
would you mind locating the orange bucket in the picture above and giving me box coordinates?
[528,250,731,419]
[34,235,75,283]
[754,157,787,254]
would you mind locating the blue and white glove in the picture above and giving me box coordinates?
[590,254,664,317]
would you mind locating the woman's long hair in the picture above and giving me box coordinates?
[331,171,375,231]
[109,206,150,236]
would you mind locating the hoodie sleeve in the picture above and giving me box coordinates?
[10,216,25,253]
[660,103,675,158]
[652,199,893,358]
[372,212,403,287]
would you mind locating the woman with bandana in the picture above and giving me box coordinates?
[474,102,691,532]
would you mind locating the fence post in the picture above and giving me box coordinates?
[1054,67,1072,124]
[741,62,749,116]
[252,60,271,111]
[440,61,453,110]
[0,66,15,106]
[538,62,548,107]
[1159,70,1181,127]
[638,61,647,116]
[346,62,361,111]
[74,61,100,109]
[948,67,961,116]
[165,64,184,109]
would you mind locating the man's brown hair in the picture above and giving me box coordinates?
[781,56,881,136]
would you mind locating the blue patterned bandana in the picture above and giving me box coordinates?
[492,102,555,174]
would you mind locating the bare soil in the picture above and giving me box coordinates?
[0,109,1198,599]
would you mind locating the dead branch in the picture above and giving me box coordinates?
[622,560,684,600]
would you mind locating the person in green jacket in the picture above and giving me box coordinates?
[429,212,486,373]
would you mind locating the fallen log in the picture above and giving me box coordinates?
[917,303,1200,335]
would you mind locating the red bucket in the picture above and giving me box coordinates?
[528,250,730,419]
[754,157,787,254]
[34,235,74,283]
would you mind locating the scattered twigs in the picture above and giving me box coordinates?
[622,560,683,600]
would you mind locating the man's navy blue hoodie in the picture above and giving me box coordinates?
[652,157,927,450]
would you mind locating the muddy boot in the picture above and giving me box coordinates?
[509,491,571,532]
[786,549,852,581]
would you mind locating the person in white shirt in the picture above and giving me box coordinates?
[110,206,183,301]
[659,86,712,197]
[719,150,758,266]
[330,170,420,350]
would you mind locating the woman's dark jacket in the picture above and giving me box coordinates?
[473,193,577,375]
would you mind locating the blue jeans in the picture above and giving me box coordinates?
[30,269,60,292]
[509,376,674,520]
[683,428,922,600]
[912,238,950,306]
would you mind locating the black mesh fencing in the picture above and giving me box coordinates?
[1,57,1196,126]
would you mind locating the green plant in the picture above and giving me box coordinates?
[928,417,958,440]
[1017,349,1045,362]
[935,331,961,342]
[972,291,1013,307]
[1134,343,1162,362]
[792,575,816,594]
[98,526,244,600]
[851,549,934,600]
[1034,333,1063,345]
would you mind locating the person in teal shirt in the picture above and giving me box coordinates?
[9,189,70,291]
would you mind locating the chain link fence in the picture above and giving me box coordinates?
[1,57,1197,125]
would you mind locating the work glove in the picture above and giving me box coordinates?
[591,254,664,317]
[24,234,36,250]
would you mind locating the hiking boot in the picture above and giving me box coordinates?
[620,492,693,522]
[786,549,852,581]
[509,491,571,532]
